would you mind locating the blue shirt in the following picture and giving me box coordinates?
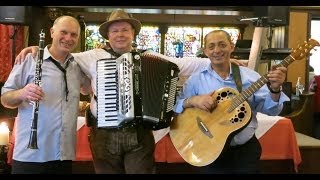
[2,46,85,162]
[174,63,290,146]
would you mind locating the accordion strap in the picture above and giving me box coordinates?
[103,48,121,58]
[103,48,146,57]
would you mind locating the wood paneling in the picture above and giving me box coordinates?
[288,12,309,91]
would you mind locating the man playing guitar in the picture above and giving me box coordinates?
[172,30,289,174]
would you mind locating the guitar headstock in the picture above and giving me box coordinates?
[291,39,320,60]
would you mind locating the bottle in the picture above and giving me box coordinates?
[295,77,301,96]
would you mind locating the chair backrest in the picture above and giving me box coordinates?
[312,75,320,112]
[285,93,315,136]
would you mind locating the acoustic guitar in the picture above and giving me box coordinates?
[169,39,319,167]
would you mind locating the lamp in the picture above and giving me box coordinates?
[0,122,9,146]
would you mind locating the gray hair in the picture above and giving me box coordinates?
[204,30,232,48]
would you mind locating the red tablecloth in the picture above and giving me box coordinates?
[75,124,92,161]
[8,118,301,172]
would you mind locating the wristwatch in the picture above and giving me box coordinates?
[267,83,282,94]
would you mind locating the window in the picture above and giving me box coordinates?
[165,26,202,58]
[136,26,161,52]
[310,19,320,75]
[84,24,240,58]
[85,25,161,52]
[85,25,107,51]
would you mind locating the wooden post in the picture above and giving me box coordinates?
[247,26,268,71]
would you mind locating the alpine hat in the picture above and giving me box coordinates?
[99,9,141,39]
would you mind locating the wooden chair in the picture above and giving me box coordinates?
[285,93,315,137]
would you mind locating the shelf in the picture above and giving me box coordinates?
[231,48,292,60]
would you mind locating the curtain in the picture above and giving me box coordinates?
[0,24,25,83]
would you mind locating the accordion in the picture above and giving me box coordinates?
[96,52,179,130]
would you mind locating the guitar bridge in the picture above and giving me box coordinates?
[197,116,213,138]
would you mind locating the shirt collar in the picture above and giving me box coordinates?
[43,45,74,64]
[203,62,234,80]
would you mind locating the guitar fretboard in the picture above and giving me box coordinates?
[229,51,298,112]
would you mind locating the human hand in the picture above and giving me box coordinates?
[94,43,107,49]
[20,83,44,102]
[230,58,248,67]
[188,93,217,112]
[267,66,287,90]
[15,46,39,65]
[78,101,90,116]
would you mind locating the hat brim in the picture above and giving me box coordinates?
[99,18,141,40]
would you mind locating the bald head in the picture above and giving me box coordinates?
[52,16,80,35]
[50,15,81,59]
[204,30,232,48]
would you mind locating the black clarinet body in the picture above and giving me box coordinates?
[27,30,45,149]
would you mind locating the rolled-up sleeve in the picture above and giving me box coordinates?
[174,77,196,114]
[262,91,290,115]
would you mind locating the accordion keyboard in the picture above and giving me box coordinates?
[95,52,180,130]
[96,56,135,128]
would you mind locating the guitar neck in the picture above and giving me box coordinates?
[229,38,319,112]
[245,55,294,98]
[230,55,295,111]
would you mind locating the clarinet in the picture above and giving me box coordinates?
[27,29,45,149]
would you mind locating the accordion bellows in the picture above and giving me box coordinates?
[96,52,180,130]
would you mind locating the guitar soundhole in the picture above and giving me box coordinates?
[221,91,228,97]
[230,104,247,124]
[217,90,234,102]
[238,112,245,118]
